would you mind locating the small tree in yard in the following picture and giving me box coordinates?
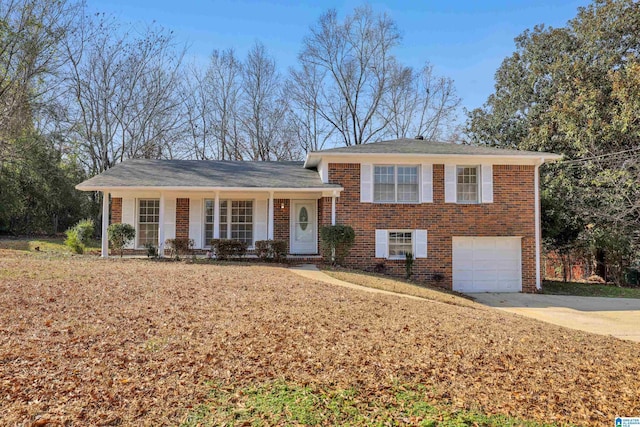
[320,225,355,266]
[107,223,136,258]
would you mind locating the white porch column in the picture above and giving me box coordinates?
[268,191,274,240]
[213,192,220,239]
[158,192,165,258]
[101,191,110,258]
[331,191,337,226]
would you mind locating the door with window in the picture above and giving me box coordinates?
[290,200,317,254]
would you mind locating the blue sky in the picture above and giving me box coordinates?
[88,0,590,116]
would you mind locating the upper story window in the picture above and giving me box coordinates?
[373,165,419,203]
[456,166,480,203]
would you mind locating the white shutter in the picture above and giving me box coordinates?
[360,163,373,202]
[189,198,202,248]
[375,229,388,258]
[254,199,268,243]
[414,230,428,258]
[164,197,176,240]
[122,197,135,249]
[421,163,433,203]
[444,164,457,203]
[481,164,494,203]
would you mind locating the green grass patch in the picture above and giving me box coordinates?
[542,280,640,298]
[181,380,560,427]
[0,237,101,255]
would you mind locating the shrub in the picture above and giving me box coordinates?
[64,218,95,254]
[255,240,287,262]
[271,240,287,262]
[107,223,136,257]
[320,225,355,266]
[165,238,194,260]
[65,228,84,254]
[255,240,270,260]
[405,252,414,279]
[144,243,158,258]
[74,219,95,244]
[210,239,248,260]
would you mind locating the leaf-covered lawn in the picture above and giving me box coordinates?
[543,280,640,298]
[0,249,638,426]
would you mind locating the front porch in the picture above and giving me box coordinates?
[100,189,341,258]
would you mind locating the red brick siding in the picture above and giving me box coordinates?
[328,163,538,292]
[110,197,122,224]
[274,199,290,253]
[176,198,190,239]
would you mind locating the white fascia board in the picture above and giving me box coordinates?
[76,185,343,195]
[304,152,562,168]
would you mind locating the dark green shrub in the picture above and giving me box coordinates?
[210,239,248,260]
[319,225,355,266]
[255,240,287,262]
[405,252,414,279]
[165,238,194,260]
[107,223,136,257]
[144,243,158,258]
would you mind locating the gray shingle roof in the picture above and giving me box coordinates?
[311,138,559,157]
[76,160,341,190]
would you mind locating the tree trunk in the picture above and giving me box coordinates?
[595,248,606,281]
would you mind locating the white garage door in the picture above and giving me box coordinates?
[452,237,522,293]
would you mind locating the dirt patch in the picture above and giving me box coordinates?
[0,251,638,426]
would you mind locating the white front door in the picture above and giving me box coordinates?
[290,200,317,254]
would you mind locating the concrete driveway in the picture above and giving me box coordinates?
[471,293,640,342]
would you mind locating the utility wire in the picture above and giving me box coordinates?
[558,146,640,165]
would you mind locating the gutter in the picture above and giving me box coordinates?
[304,152,563,168]
[75,185,343,193]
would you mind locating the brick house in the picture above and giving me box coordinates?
[77,138,560,293]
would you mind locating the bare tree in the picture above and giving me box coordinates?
[0,0,81,161]
[382,62,461,141]
[62,15,185,173]
[287,63,334,153]
[298,6,400,146]
[241,42,288,160]
[205,49,244,160]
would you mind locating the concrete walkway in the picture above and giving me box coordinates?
[471,293,640,342]
[289,264,429,302]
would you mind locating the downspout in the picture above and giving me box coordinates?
[535,160,544,290]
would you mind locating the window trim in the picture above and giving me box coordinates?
[136,198,160,249]
[373,164,420,204]
[387,229,414,260]
[203,198,255,248]
[456,165,481,204]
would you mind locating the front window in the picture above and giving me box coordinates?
[138,199,159,247]
[389,231,413,259]
[456,166,479,203]
[204,199,254,246]
[374,165,419,203]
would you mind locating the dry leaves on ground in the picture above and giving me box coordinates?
[0,249,638,426]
